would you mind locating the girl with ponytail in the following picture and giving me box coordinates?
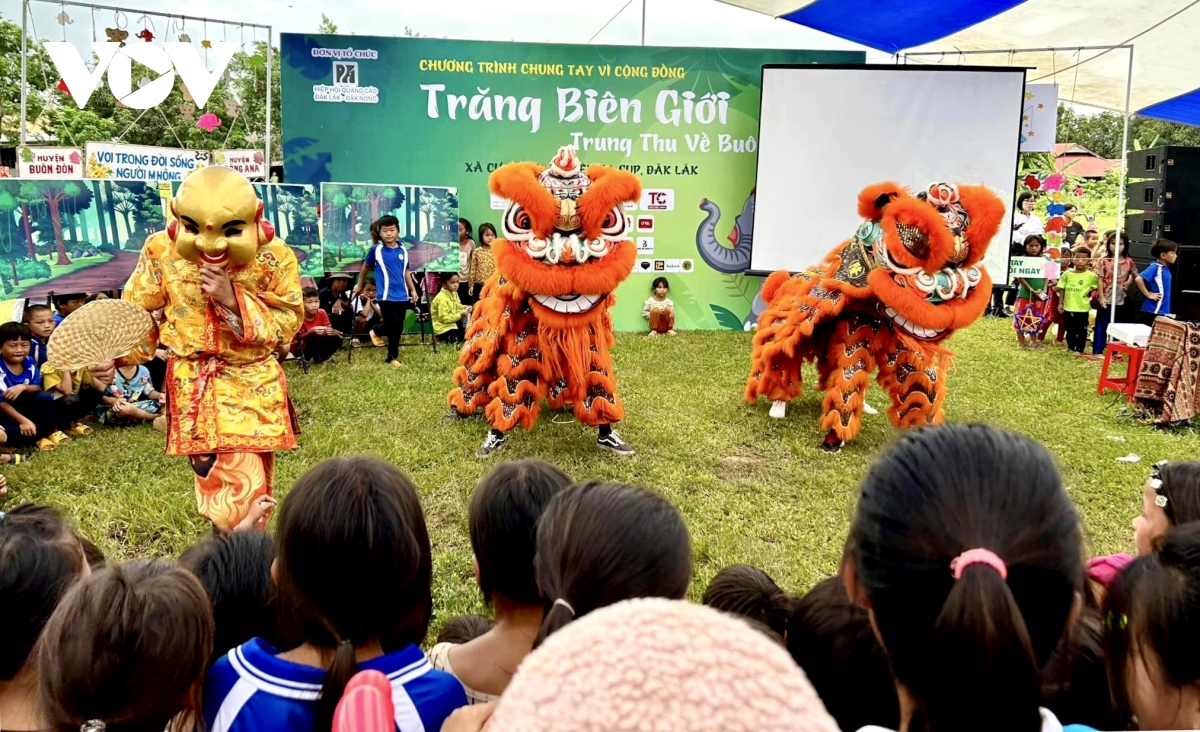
[844,424,1083,732]
[533,481,692,647]
[202,457,466,732]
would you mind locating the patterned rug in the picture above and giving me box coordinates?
[1135,317,1200,424]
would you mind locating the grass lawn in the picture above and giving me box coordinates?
[5,316,1198,629]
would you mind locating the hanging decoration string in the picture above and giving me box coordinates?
[27,3,80,147]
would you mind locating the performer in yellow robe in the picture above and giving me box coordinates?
[96,166,302,532]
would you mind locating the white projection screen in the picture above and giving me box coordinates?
[750,65,1025,284]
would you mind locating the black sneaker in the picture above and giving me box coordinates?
[443,408,470,423]
[821,432,844,454]
[477,431,506,457]
[597,430,635,456]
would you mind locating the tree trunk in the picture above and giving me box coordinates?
[91,183,110,248]
[10,259,18,286]
[348,203,358,245]
[44,191,72,266]
[107,190,121,247]
[20,205,35,259]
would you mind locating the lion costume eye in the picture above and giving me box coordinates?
[503,202,535,241]
[895,222,929,259]
[600,207,628,240]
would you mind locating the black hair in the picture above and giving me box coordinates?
[436,615,494,645]
[301,286,320,299]
[0,321,32,344]
[51,293,85,310]
[442,272,461,286]
[22,304,52,322]
[788,577,900,732]
[470,459,572,607]
[179,530,277,660]
[1016,192,1036,209]
[39,559,213,732]
[848,424,1082,732]
[651,276,669,291]
[1152,238,1179,258]
[1105,522,1200,727]
[1040,605,1121,731]
[275,456,432,732]
[702,564,790,641]
[1064,204,1078,213]
[478,223,497,243]
[0,504,86,681]
[1156,461,1200,527]
[459,218,473,239]
[1073,246,1092,257]
[371,216,400,245]
[78,536,106,570]
[534,481,691,647]
[1023,235,1046,252]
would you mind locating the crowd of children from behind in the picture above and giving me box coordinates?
[1011,227,1179,358]
[3,423,1199,732]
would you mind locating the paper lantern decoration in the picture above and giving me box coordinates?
[1074,186,1085,197]
[105,28,128,46]
[137,29,154,42]
[201,39,212,49]
[1022,174,1041,191]
[56,78,71,96]
[245,132,262,146]
[179,32,191,42]
[223,98,242,118]
[1046,203,1066,216]
[197,113,222,132]
[1043,173,1067,192]
[1014,305,1047,336]
[1051,192,1064,203]
[69,151,81,165]
[178,101,196,123]
[56,11,72,25]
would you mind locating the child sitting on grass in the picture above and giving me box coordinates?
[23,304,54,366]
[0,322,70,452]
[97,362,164,426]
[643,276,676,336]
[283,286,343,363]
[25,304,97,438]
[431,273,471,344]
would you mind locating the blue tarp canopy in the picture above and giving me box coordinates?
[719,0,1200,125]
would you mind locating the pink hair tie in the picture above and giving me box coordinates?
[950,548,1007,580]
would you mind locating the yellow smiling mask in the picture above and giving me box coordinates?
[168,166,274,268]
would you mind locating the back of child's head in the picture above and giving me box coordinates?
[39,559,213,732]
[847,423,1082,732]
[179,529,277,660]
[787,576,899,731]
[1152,237,1179,258]
[0,321,31,345]
[652,276,669,291]
[78,535,106,570]
[436,615,494,645]
[22,303,52,323]
[470,459,572,608]
[301,285,320,299]
[702,564,790,641]
[275,456,432,730]
[0,504,86,681]
[1040,605,1120,731]
[534,481,691,646]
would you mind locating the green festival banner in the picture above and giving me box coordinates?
[280,35,862,330]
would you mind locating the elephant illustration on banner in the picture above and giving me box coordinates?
[696,190,764,330]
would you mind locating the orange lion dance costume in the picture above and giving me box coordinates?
[746,182,1004,452]
[118,166,302,531]
[448,146,639,457]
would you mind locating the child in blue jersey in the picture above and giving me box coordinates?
[1136,238,1179,326]
[0,321,70,450]
[22,304,54,366]
[353,216,418,368]
[203,456,466,732]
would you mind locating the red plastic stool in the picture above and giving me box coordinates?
[1098,342,1145,401]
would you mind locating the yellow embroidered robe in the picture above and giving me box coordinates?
[121,232,303,455]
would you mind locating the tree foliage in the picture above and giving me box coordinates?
[1057,104,1200,159]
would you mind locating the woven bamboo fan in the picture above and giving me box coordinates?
[46,299,154,371]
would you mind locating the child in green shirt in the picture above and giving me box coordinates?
[431,273,471,344]
[1056,247,1100,354]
